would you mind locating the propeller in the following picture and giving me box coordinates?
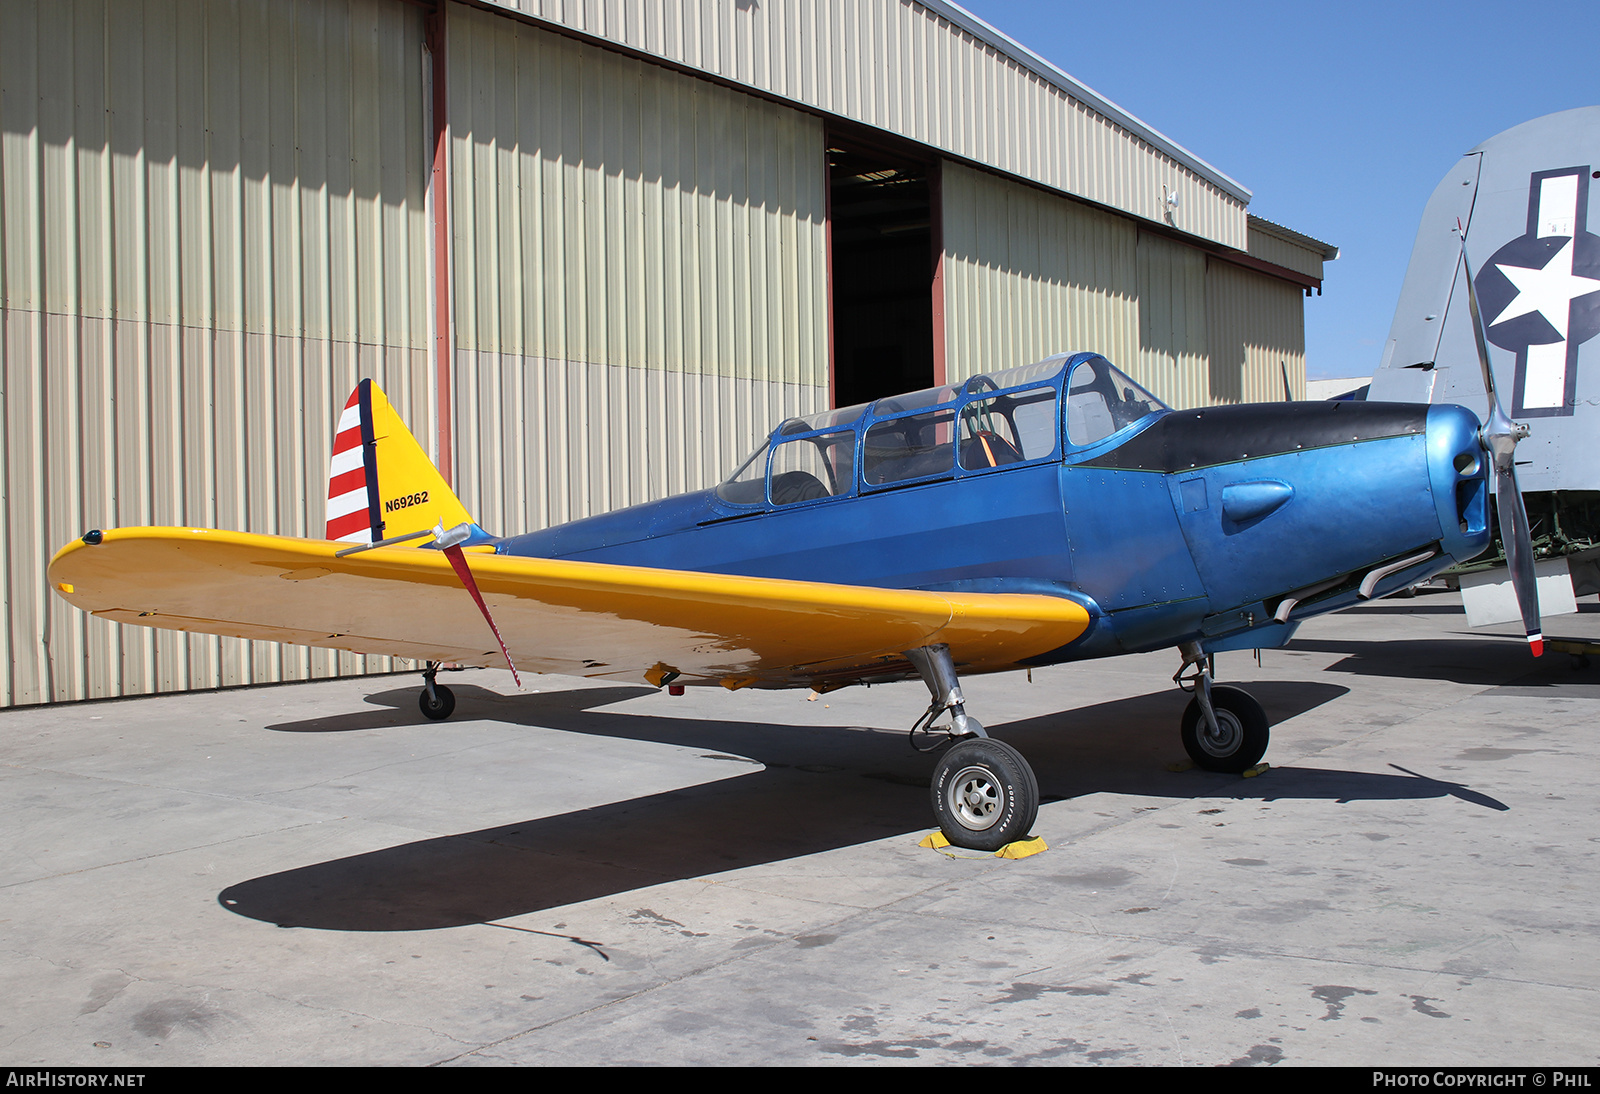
[1457,221,1543,656]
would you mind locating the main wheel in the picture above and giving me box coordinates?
[418,684,456,721]
[930,737,1039,851]
[1180,685,1268,772]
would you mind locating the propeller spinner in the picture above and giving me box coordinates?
[1458,223,1543,656]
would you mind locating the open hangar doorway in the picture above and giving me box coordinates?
[826,131,944,409]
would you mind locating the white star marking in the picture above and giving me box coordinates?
[1490,237,1600,340]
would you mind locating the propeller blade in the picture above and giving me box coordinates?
[1495,466,1543,657]
[1458,219,1502,408]
[1458,224,1542,656]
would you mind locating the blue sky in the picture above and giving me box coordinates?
[957,1,1599,380]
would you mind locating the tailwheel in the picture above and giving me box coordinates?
[1180,684,1268,772]
[418,662,457,721]
[930,737,1039,851]
[418,684,456,721]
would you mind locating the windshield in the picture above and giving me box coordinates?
[1065,357,1167,446]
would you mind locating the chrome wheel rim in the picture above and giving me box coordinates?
[1198,709,1243,757]
[946,765,1003,830]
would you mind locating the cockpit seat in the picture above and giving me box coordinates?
[960,431,1024,469]
[770,470,831,505]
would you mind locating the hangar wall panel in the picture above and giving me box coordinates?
[453,354,824,535]
[940,162,1142,391]
[446,6,829,534]
[0,0,432,706]
[941,164,1309,411]
[1205,259,1307,405]
[477,0,1248,251]
[1136,229,1210,411]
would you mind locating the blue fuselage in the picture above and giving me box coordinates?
[498,354,1490,665]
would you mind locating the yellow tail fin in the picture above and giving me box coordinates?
[325,380,478,544]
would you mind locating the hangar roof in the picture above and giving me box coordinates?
[478,0,1259,251]
[918,1,1250,203]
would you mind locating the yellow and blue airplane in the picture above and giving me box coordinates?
[48,290,1540,850]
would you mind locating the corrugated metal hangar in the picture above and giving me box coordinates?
[1,0,1336,707]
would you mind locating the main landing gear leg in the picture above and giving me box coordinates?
[905,644,1039,851]
[1174,641,1268,772]
[418,661,457,721]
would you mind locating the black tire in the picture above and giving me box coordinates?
[1180,685,1268,772]
[418,684,456,721]
[930,737,1039,851]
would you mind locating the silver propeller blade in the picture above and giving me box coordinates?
[1459,223,1542,656]
[1495,462,1542,654]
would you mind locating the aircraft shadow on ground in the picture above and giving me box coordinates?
[1288,636,1600,687]
[222,678,1504,931]
[1336,604,1465,615]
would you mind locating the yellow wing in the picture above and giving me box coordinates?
[49,528,1091,689]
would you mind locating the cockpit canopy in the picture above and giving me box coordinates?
[716,353,1167,507]
[1062,355,1166,446]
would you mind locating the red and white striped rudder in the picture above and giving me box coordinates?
[325,381,382,543]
